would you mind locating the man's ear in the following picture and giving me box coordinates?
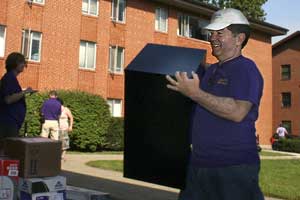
[236,33,246,47]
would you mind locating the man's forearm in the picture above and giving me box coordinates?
[191,89,251,122]
[4,91,25,104]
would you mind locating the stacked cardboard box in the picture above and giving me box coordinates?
[4,137,61,178]
[19,176,66,200]
[3,137,66,200]
[0,157,19,200]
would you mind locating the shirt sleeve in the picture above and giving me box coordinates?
[2,73,21,97]
[229,62,263,106]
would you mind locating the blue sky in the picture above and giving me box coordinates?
[262,0,300,44]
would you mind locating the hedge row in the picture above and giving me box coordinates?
[21,90,124,152]
[272,138,300,153]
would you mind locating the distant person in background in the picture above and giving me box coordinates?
[40,90,61,140]
[57,98,73,161]
[0,52,36,139]
[276,124,288,138]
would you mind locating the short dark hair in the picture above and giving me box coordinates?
[227,24,251,49]
[5,52,26,71]
[49,90,58,97]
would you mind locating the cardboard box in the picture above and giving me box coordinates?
[4,137,61,178]
[0,176,15,200]
[21,191,65,200]
[0,157,20,200]
[19,176,66,200]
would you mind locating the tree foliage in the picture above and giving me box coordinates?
[195,0,267,21]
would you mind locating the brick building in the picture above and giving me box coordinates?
[0,0,287,145]
[272,31,300,136]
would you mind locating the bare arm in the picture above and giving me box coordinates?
[166,71,252,122]
[65,107,74,132]
[192,89,252,122]
[4,87,35,104]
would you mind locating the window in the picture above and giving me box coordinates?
[21,30,42,62]
[178,13,210,41]
[281,64,291,80]
[82,0,99,16]
[107,99,122,117]
[0,25,6,57]
[109,46,124,73]
[281,92,291,108]
[282,120,292,134]
[155,7,168,32]
[29,0,45,4]
[111,0,126,22]
[79,41,96,70]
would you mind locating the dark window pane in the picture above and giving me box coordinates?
[281,64,291,80]
[281,92,291,108]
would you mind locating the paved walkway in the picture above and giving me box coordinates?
[61,151,299,200]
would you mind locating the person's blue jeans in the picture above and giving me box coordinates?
[178,164,264,200]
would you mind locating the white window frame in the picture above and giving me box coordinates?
[82,0,99,16]
[28,0,45,5]
[155,7,168,33]
[0,25,6,58]
[79,41,97,70]
[178,14,190,37]
[177,13,210,41]
[21,30,42,62]
[107,99,122,117]
[109,46,124,74]
[111,0,126,23]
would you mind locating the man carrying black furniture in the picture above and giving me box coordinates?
[166,8,264,200]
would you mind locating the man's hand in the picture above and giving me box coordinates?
[166,71,200,100]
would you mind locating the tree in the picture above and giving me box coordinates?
[195,0,267,21]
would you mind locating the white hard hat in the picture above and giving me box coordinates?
[204,8,249,30]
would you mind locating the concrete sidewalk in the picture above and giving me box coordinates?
[61,153,285,200]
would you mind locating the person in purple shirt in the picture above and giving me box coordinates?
[0,52,36,139]
[166,8,264,200]
[40,90,61,140]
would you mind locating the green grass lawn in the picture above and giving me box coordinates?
[260,159,300,200]
[86,159,300,200]
[86,160,123,172]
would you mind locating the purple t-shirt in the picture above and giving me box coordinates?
[191,56,263,168]
[0,71,26,129]
[41,98,61,120]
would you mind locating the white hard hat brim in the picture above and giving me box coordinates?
[204,22,231,31]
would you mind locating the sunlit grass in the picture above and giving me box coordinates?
[86,159,300,200]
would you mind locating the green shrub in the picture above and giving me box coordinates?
[103,117,124,151]
[21,90,111,152]
[275,138,300,153]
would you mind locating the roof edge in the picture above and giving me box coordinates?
[151,0,288,36]
[272,31,300,48]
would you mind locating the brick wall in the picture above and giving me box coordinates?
[0,0,274,144]
[273,36,300,136]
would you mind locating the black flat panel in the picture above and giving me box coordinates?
[124,44,206,189]
[126,43,206,76]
